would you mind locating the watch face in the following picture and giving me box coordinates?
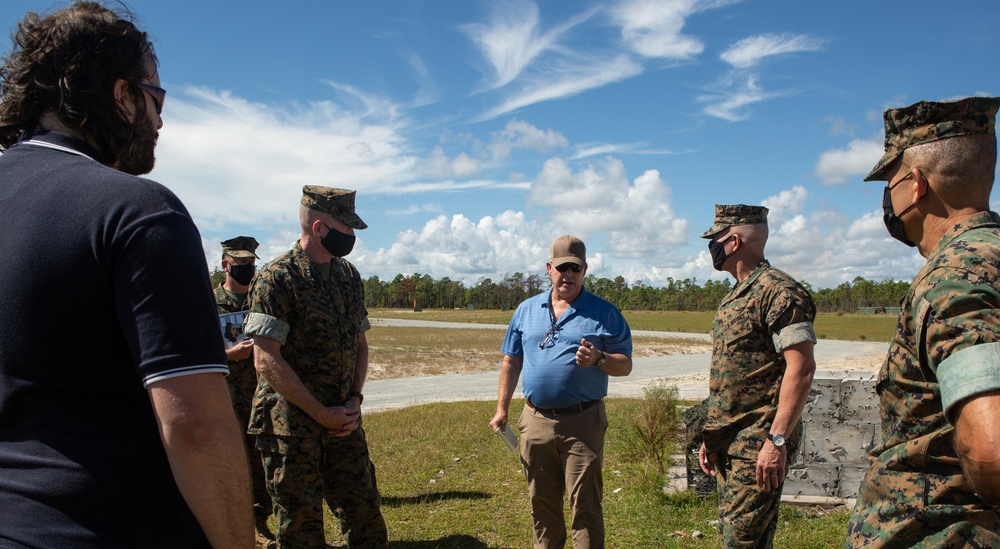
[771,434,786,447]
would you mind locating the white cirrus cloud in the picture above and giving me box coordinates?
[720,33,826,69]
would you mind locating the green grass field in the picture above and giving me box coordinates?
[305,399,850,548]
[371,308,898,342]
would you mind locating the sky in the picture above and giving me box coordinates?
[2,0,998,291]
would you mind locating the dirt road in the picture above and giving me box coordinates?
[364,318,887,413]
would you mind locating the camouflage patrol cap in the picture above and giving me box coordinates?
[700,204,768,239]
[866,96,1000,181]
[300,185,368,229]
[221,236,259,259]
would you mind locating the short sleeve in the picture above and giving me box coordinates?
[113,204,228,385]
[501,307,525,357]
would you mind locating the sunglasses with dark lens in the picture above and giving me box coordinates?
[132,82,166,115]
[555,263,583,273]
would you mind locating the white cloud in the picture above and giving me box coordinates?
[477,54,644,121]
[461,0,598,91]
[528,157,688,256]
[611,0,718,59]
[423,146,481,178]
[151,87,420,234]
[697,74,782,121]
[720,33,825,69]
[761,185,809,221]
[489,119,569,162]
[361,211,549,279]
[814,137,884,186]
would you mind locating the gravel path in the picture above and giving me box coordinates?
[364,318,887,413]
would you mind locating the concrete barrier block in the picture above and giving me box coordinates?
[784,464,840,497]
[800,423,874,465]
[803,377,841,421]
[841,377,880,425]
[838,463,869,500]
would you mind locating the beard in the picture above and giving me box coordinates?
[113,112,158,176]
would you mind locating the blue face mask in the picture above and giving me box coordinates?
[321,223,356,257]
[708,235,734,271]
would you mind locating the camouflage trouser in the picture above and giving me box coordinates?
[257,428,388,549]
[715,454,783,549]
[233,397,274,533]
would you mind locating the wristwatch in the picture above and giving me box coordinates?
[594,350,606,369]
[348,390,364,405]
[767,432,786,448]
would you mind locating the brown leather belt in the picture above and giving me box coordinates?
[526,398,600,416]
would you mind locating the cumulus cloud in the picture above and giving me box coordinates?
[360,211,549,278]
[814,137,884,186]
[527,157,688,256]
[720,33,826,69]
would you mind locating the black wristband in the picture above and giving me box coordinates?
[349,390,364,405]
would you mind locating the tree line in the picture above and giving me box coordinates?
[212,268,910,313]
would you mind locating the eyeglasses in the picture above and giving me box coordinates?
[132,82,166,115]
[539,322,561,349]
[555,263,583,273]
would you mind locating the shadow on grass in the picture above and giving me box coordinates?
[387,534,489,548]
[382,490,491,507]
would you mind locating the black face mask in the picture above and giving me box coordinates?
[882,186,917,247]
[227,263,256,286]
[321,223,356,257]
[708,235,734,271]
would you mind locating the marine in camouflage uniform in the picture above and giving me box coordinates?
[244,187,387,549]
[698,205,818,549]
[845,98,1000,548]
[215,236,275,543]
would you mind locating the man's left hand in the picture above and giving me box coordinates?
[755,440,787,492]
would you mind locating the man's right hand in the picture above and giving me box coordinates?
[699,442,717,476]
[489,411,508,434]
[318,404,361,436]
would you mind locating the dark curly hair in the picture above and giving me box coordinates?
[0,1,158,166]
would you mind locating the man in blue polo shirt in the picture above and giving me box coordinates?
[490,235,633,549]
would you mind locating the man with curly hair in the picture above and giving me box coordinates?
[0,3,252,547]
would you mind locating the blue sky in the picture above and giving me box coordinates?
[3,0,998,290]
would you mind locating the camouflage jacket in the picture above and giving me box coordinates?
[214,284,257,424]
[243,242,368,437]
[703,260,816,458]
[847,211,1000,548]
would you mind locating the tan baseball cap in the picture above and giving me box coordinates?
[550,235,586,267]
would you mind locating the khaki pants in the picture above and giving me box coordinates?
[518,400,608,549]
